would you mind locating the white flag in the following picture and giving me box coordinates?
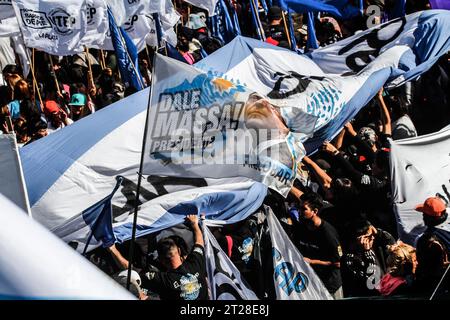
[266,208,333,300]
[185,0,219,16]
[122,14,152,52]
[12,0,87,55]
[390,127,450,245]
[106,0,150,26]
[11,35,30,78]
[0,193,135,300]
[0,134,31,215]
[146,4,179,48]
[81,0,109,48]
[203,223,259,300]
[0,16,20,37]
[0,0,14,20]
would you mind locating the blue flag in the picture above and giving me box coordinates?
[108,8,144,91]
[210,0,241,44]
[164,42,191,63]
[279,0,363,18]
[286,9,299,51]
[306,12,319,50]
[81,176,123,253]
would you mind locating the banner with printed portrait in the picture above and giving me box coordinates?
[143,54,307,196]
[12,0,87,55]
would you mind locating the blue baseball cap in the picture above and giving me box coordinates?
[68,93,87,106]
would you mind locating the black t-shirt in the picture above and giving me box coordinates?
[266,23,288,43]
[293,220,343,293]
[141,244,208,300]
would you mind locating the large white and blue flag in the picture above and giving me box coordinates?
[266,207,333,300]
[50,176,123,254]
[0,194,134,300]
[198,10,450,153]
[20,10,450,244]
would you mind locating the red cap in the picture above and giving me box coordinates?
[415,197,447,217]
[266,37,279,46]
[44,100,60,115]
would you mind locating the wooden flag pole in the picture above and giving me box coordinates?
[29,48,44,110]
[48,53,62,96]
[100,49,107,69]
[249,0,266,41]
[84,47,96,90]
[281,10,293,50]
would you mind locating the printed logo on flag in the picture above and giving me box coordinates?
[272,248,309,295]
[124,15,139,32]
[20,7,79,35]
[48,8,77,35]
[86,5,97,26]
[20,9,52,29]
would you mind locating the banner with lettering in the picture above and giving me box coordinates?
[266,207,333,300]
[143,53,308,196]
[12,0,87,55]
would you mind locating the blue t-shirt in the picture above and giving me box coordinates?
[7,100,20,119]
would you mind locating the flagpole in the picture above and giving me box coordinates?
[84,47,96,91]
[100,49,107,69]
[249,0,266,41]
[48,53,62,96]
[27,47,44,110]
[430,263,450,300]
[281,10,293,50]
[125,54,156,290]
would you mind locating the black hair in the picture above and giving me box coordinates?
[2,64,20,76]
[349,219,372,239]
[156,237,179,261]
[331,177,359,204]
[300,192,324,211]
[423,211,448,227]
[167,235,188,257]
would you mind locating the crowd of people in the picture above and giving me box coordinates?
[1,0,449,300]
